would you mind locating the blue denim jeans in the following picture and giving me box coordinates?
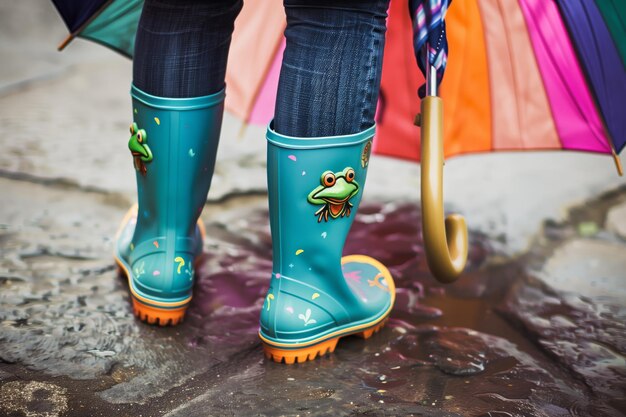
[133,0,390,137]
[133,0,243,97]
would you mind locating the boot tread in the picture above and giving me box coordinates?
[263,318,388,364]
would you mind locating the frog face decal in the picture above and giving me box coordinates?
[128,122,153,175]
[307,167,359,222]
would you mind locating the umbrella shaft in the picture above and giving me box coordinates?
[425,46,438,97]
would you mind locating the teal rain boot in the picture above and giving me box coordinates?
[260,124,396,363]
[114,85,224,325]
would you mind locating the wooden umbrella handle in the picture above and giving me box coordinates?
[419,96,468,283]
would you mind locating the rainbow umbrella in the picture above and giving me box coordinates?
[376,0,625,175]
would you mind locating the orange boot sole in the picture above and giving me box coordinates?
[131,298,187,326]
[114,205,206,326]
[115,262,191,326]
[262,318,388,364]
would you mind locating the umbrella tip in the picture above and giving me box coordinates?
[611,149,623,176]
[57,33,75,51]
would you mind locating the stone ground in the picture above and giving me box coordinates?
[1,2,625,416]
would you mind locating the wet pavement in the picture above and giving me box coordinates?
[1,178,625,416]
[2,2,626,416]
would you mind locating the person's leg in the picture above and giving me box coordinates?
[115,0,242,325]
[261,0,394,363]
[133,0,242,97]
[274,0,389,137]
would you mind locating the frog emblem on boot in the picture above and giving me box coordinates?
[308,167,359,222]
[128,122,153,175]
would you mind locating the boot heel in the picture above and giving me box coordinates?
[131,297,187,326]
[354,318,388,339]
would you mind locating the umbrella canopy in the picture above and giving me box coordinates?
[53,0,142,57]
[225,0,285,126]
[377,0,625,175]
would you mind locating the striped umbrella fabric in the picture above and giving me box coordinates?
[594,0,626,68]
[556,0,626,153]
[376,0,625,175]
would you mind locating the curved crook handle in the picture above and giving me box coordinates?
[419,96,468,283]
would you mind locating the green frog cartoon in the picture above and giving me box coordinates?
[128,122,153,175]
[308,167,359,222]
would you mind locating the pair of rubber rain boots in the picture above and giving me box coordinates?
[114,86,396,363]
